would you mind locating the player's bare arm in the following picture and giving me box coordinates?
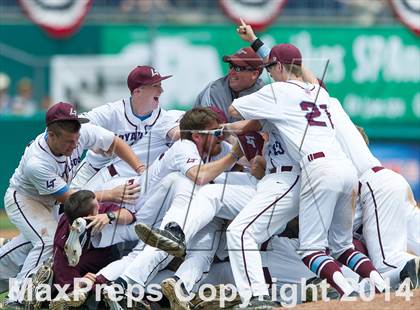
[224,119,262,135]
[167,125,181,142]
[84,208,135,234]
[95,182,140,204]
[228,105,244,120]
[186,142,243,185]
[106,136,146,174]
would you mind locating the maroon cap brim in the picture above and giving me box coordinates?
[146,74,172,85]
[46,116,89,126]
[222,55,250,68]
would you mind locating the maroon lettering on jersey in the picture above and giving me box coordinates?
[237,132,264,161]
[187,158,197,163]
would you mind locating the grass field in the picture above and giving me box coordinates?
[0,210,18,239]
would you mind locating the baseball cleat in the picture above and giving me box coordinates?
[102,285,124,310]
[135,222,186,257]
[191,284,241,309]
[49,291,87,310]
[102,284,152,310]
[399,257,420,289]
[231,295,278,310]
[160,277,192,310]
[0,298,24,309]
[24,256,54,310]
[64,217,87,267]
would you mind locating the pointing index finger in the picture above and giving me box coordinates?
[240,18,246,27]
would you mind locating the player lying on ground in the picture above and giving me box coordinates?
[48,190,135,309]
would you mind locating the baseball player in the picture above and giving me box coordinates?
[228,43,386,304]
[328,97,419,289]
[71,65,181,190]
[194,47,264,123]
[48,190,136,309]
[97,108,251,308]
[62,107,236,279]
[0,102,143,305]
[130,121,302,309]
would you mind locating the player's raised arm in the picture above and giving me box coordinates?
[236,18,270,62]
[224,119,262,135]
[106,136,145,174]
[186,141,243,185]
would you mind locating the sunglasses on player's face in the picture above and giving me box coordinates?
[229,63,254,72]
[196,128,224,138]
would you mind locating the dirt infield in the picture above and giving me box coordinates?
[289,289,419,310]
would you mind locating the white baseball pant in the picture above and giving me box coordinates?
[227,171,300,302]
[2,188,58,301]
[298,157,357,258]
[122,172,257,287]
[359,167,417,273]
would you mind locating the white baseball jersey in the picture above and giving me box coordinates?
[232,81,346,163]
[142,139,232,195]
[8,123,114,206]
[262,122,300,173]
[81,98,182,169]
[328,98,381,177]
[329,97,416,272]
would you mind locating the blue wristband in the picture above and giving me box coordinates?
[256,44,270,59]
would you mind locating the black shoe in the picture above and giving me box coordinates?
[399,257,420,289]
[233,295,278,310]
[135,222,186,257]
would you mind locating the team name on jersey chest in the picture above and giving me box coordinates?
[60,156,82,181]
[117,125,153,143]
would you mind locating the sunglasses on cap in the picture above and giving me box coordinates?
[228,63,254,72]
[196,127,224,137]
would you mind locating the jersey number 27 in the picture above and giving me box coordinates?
[300,101,334,128]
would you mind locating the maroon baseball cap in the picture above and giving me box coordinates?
[46,102,89,126]
[266,43,302,67]
[127,66,172,93]
[223,47,263,70]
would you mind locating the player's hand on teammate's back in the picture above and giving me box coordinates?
[85,214,112,234]
[110,182,140,204]
[237,18,257,43]
[250,155,266,180]
[231,141,244,159]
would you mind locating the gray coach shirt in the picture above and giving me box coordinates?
[194,75,264,123]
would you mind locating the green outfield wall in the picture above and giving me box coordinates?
[1,23,419,207]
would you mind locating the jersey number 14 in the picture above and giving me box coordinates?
[300,101,334,128]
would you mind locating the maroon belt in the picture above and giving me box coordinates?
[107,164,118,177]
[307,152,325,162]
[371,166,384,173]
[270,166,293,174]
[281,166,293,172]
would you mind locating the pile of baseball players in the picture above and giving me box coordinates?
[1,21,419,310]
